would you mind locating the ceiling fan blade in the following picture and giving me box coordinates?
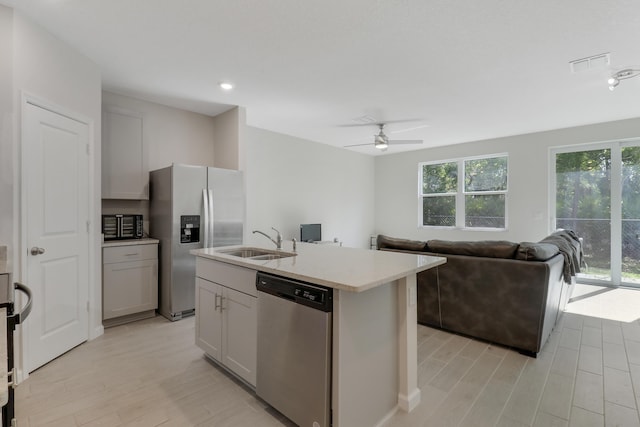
[338,123,377,128]
[387,139,423,145]
[337,118,423,127]
[343,142,375,148]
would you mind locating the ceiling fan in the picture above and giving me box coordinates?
[344,123,423,151]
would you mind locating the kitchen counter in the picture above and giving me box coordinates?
[102,238,159,248]
[192,242,445,427]
[191,241,444,292]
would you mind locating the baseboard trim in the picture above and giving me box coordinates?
[398,387,421,412]
[375,404,399,427]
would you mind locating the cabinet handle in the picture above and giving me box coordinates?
[220,296,227,311]
[124,253,139,256]
[214,293,221,311]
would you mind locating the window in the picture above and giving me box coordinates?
[419,154,508,229]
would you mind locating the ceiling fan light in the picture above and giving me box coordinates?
[375,141,388,149]
[607,77,618,85]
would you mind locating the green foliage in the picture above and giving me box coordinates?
[465,157,508,192]
[556,149,611,219]
[422,196,455,226]
[422,162,457,194]
[623,146,640,219]
[465,195,505,227]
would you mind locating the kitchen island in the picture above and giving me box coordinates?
[191,242,445,427]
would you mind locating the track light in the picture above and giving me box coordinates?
[607,69,640,91]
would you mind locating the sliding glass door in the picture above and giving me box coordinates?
[553,140,640,287]
[622,145,640,284]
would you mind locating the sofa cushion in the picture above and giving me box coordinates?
[515,242,559,261]
[377,234,427,252]
[427,240,519,259]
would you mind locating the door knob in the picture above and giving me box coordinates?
[30,247,45,256]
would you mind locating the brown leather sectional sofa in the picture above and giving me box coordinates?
[377,233,582,356]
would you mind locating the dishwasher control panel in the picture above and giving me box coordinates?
[294,287,325,303]
[256,272,332,312]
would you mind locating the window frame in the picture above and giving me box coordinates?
[418,153,509,230]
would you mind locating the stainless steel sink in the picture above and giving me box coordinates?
[219,247,297,260]
[250,254,290,261]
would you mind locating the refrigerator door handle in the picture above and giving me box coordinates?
[208,189,214,245]
[203,189,210,248]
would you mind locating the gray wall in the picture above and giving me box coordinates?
[375,117,640,243]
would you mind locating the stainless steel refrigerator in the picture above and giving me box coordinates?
[150,164,245,321]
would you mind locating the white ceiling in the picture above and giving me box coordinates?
[8,0,640,155]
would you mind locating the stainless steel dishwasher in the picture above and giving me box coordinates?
[256,272,333,427]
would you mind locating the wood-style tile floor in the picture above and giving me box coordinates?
[15,283,640,426]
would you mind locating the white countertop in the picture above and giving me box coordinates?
[102,238,159,248]
[191,242,445,292]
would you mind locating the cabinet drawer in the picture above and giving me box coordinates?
[103,244,157,264]
[196,258,257,297]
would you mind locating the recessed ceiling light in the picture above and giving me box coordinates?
[219,82,234,91]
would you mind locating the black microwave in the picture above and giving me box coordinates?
[102,214,144,240]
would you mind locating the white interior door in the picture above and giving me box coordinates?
[23,101,89,372]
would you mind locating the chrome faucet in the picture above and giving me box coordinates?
[252,227,282,249]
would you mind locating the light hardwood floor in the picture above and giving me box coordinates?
[15,283,640,427]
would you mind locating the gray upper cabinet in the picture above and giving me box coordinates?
[102,106,148,199]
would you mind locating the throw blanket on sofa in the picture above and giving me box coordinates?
[540,229,585,282]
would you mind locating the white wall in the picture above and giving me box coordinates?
[244,126,375,249]
[0,5,13,269]
[375,117,640,243]
[102,91,216,171]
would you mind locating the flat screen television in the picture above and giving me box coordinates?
[300,223,321,243]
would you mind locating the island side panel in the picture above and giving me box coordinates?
[332,282,399,427]
[397,273,421,411]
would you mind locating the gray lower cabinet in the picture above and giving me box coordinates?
[102,243,158,325]
[195,258,257,386]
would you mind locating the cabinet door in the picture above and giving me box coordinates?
[222,287,257,386]
[102,106,148,199]
[195,278,223,361]
[103,259,158,320]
